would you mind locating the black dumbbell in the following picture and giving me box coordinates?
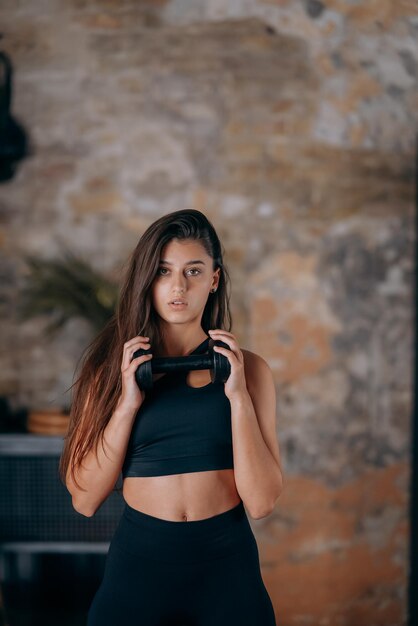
[133,339,231,391]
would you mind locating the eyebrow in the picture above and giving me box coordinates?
[159,260,206,266]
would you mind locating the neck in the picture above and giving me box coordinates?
[160,329,208,357]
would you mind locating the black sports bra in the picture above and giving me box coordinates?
[121,336,234,478]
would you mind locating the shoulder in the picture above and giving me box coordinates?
[241,349,273,391]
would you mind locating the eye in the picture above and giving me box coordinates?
[156,267,202,276]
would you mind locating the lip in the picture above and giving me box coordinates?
[168,299,187,305]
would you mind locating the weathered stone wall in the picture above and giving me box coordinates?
[0,1,416,624]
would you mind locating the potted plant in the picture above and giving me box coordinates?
[16,248,119,435]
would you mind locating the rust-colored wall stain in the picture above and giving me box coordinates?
[254,462,408,625]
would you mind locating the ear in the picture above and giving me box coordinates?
[212,266,221,288]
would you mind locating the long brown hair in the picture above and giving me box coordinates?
[59,209,233,491]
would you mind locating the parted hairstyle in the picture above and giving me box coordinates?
[59,209,233,492]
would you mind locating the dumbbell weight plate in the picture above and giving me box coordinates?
[209,339,231,383]
[133,345,153,390]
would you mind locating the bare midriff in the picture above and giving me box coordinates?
[122,368,241,522]
[122,469,241,522]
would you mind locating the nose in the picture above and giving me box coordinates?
[171,273,187,293]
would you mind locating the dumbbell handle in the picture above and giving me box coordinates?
[151,354,212,374]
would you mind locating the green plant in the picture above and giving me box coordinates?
[17,249,119,336]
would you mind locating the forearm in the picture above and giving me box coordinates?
[67,405,137,516]
[229,390,283,518]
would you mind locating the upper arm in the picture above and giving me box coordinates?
[65,381,96,490]
[242,349,283,475]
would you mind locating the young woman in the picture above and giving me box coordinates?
[60,209,283,626]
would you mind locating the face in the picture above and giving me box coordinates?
[151,238,220,327]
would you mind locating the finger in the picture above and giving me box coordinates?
[213,344,244,364]
[122,352,153,372]
[129,352,153,368]
[122,340,151,370]
[124,335,150,347]
[212,336,239,350]
[209,330,231,339]
[213,345,238,360]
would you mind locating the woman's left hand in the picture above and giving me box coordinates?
[208,329,247,401]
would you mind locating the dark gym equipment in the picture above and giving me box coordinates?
[0,51,29,182]
[133,339,231,391]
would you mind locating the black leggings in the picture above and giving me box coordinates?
[87,499,277,626]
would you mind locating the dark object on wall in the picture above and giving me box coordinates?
[0,50,29,182]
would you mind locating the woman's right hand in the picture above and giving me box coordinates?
[116,335,153,414]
